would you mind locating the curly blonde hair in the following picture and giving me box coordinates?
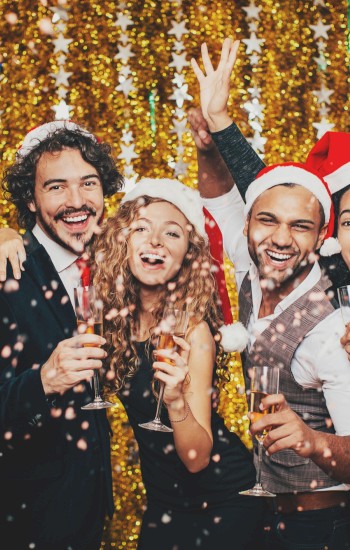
[92,196,224,393]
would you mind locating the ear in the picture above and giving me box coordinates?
[316,223,329,250]
[28,201,37,213]
[243,217,249,237]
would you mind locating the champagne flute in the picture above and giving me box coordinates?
[74,285,114,410]
[138,305,189,432]
[239,365,280,497]
[337,285,350,325]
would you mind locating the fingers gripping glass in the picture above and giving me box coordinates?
[139,306,189,433]
[74,285,114,410]
[239,365,280,497]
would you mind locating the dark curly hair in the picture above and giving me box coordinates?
[2,126,124,229]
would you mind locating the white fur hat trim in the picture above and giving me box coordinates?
[319,237,342,257]
[244,165,332,222]
[17,120,96,158]
[219,322,249,353]
[121,177,207,239]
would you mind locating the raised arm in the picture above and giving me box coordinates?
[191,38,265,200]
[0,227,26,281]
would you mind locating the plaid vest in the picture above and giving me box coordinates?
[239,271,340,493]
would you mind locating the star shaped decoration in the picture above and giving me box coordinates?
[170,117,188,138]
[312,83,334,104]
[243,99,265,120]
[119,32,129,45]
[117,143,138,164]
[51,99,72,119]
[313,0,326,6]
[250,119,263,132]
[312,118,335,139]
[57,53,67,66]
[114,43,135,62]
[176,143,185,155]
[317,39,327,52]
[169,84,193,108]
[122,176,138,194]
[57,87,68,99]
[173,158,189,177]
[172,73,186,87]
[168,20,189,41]
[50,67,73,88]
[169,52,189,72]
[249,131,267,152]
[248,86,261,98]
[242,2,262,20]
[117,1,127,9]
[114,12,134,32]
[248,21,258,33]
[55,21,67,34]
[310,18,331,40]
[313,53,328,71]
[121,130,134,145]
[116,76,136,97]
[50,6,69,22]
[119,65,132,78]
[173,40,185,52]
[249,53,260,65]
[175,107,186,120]
[242,33,264,54]
[52,34,73,54]
[318,104,330,117]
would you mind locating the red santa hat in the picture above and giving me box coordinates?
[17,120,97,158]
[121,178,248,353]
[306,131,350,256]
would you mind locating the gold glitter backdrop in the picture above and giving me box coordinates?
[0,0,349,548]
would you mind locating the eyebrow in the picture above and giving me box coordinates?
[257,211,316,225]
[137,217,184,231]
[42,174,101,188]
[339,209,350,217]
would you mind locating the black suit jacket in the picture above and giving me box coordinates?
[0,232,114,549]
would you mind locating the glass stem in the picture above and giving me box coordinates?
[154,382,165,420]
[93,371,102,401]
[256,440,264,486]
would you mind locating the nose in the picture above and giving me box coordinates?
[149,229,163,248]
[271,223,293,248]
[66,185,85,209]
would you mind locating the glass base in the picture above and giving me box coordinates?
[239,484,276,498]
[81,399,115,410]
[138,419,173,432]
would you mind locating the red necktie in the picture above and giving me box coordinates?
[75,257,91,287]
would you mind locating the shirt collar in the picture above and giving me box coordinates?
[250,261,322,318]
[32,224,78,273]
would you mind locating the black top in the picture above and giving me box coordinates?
[119,340,256,510]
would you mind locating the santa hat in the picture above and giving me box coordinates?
[306,131,350,256]
[121,178,248,353]
[17,120,97,158]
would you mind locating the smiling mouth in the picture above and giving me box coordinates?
[62,213,89,224]
[140,253,165,265]
[266,250,293,263]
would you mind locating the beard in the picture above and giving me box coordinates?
[35,205,102,254]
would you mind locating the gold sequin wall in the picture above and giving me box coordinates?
[0,0,349,548]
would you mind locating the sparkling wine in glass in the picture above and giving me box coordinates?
[337,285,350,325]
[239,365,280,497]
[138,306,189,432]
[74,285,114,410]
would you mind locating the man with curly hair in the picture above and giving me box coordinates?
[0,121,124,549]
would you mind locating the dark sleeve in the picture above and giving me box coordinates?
[211,122,266,201]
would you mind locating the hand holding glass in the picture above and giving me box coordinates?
[337,285,350,325]
[74,285,114,410]
[139,306,189,432]
[239,365,280,497]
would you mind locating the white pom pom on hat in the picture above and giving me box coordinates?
[121,178,249,353]
[17,120,97,159]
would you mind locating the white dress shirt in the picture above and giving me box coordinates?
[32,225,81,308]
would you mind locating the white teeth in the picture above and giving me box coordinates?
[266,251,292,261]
[141,253,164,261]
[63,215,88,223]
